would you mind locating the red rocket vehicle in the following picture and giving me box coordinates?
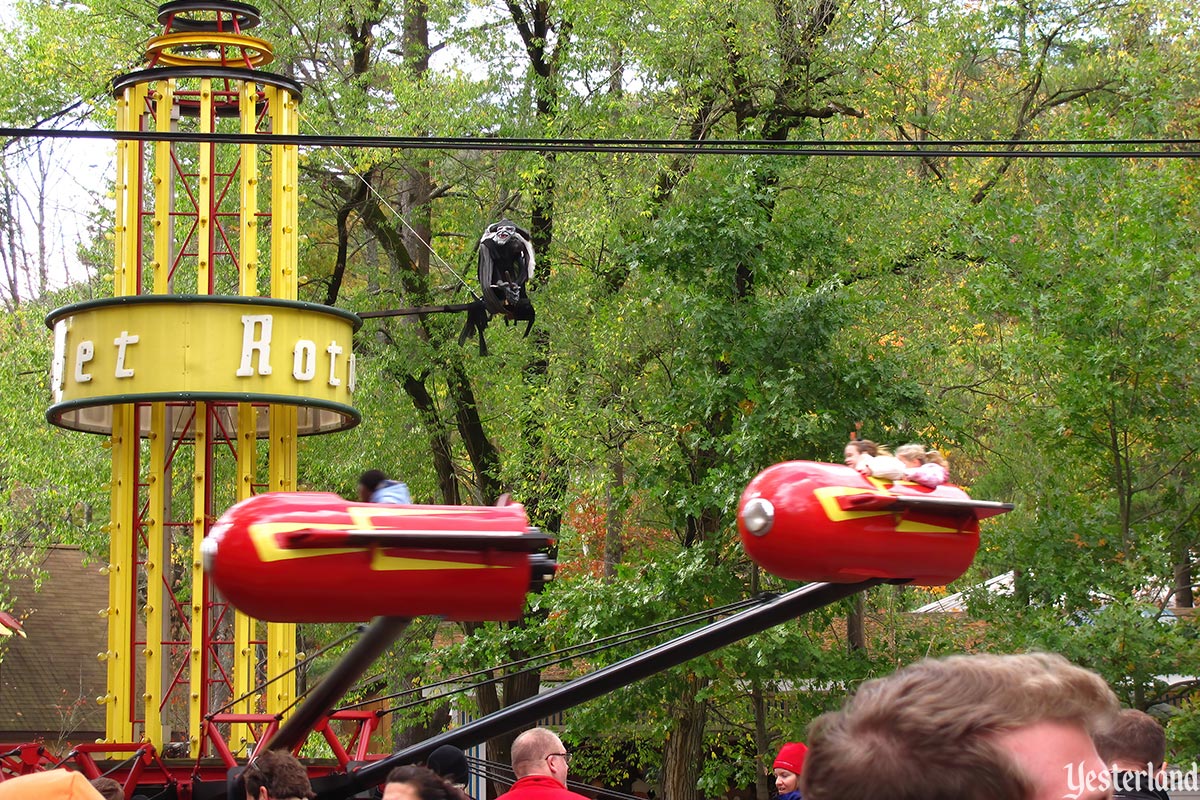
[3,464,1014,795]
[738,460,1013,586]
[202,492,555,623]
[205,460,1013,627]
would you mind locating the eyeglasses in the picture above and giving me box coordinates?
[545,752,572,764]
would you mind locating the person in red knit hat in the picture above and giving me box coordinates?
[773,741,808,800]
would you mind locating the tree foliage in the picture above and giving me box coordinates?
[2,0,1200,782]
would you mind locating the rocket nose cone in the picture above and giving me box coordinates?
[200,535,219,573]
[741,497,775,536]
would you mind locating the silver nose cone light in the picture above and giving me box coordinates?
[200,535,218,573]
[742,497,774,536]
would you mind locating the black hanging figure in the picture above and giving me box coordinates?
[459,219,536,356]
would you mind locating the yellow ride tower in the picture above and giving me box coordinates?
[46,0,358,757]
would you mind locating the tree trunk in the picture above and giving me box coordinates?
[847,594,866,652]
[476,640,542,799]
[449,362,503,503]
[603,449,625,579]
[751,682,771,800]
[402,372,460,504]
[661,674,710,800]
[1175,546,1194,609]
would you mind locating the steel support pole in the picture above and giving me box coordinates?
[261,616,413,754]
[328,579,883,799]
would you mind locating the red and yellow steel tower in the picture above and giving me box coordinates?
[46,0,358,756]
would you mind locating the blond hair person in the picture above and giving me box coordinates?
[895,443,949,487]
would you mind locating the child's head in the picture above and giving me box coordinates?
[895,443,926,467]
[844,439,878,466]
[925,449,949,469]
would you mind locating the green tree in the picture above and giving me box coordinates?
[0,294,108,616]
[5,0,1200,781]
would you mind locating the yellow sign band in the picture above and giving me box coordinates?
[47,295,360,436]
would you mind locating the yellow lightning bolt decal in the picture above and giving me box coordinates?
[249,521,357,563]
[813,486,890,521]
[349,506,513,568]
[249,506,514,570]
[345,505,495,526]
[369,552,492,572]
[812,486,959,534]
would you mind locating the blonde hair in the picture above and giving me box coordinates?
[896,443,949,470]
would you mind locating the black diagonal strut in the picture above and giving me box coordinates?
[261,615,412,753]
[320,579,883,799]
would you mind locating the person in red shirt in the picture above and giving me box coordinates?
[495,728,591,800]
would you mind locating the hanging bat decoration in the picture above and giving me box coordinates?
[459,220,536,356]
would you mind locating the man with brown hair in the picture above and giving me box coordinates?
[495,727,591,800]
[90,777,125,800]
[243,750,315,800]
[1093,709,1170,800]
[801,652,1120,800]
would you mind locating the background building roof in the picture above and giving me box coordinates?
[0,546,107,745]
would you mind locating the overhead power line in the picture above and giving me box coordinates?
[2,126,1200,158]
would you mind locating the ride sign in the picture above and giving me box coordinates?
[46,295,361,436]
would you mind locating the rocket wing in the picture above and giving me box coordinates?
[835,491,1013,521]
[279,528,553,552]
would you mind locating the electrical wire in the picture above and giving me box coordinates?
[206,623,368,718]
[334,595,768,714]
[296,115,479,300]
[2,126,1200,158]
[336,596,763,711]
[4,123,1190,317]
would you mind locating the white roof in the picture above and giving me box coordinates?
[913,571,1015,613]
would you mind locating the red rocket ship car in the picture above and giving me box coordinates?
[202,492,555,622]
[738,460,1012,586]
[206,460,1009,624]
